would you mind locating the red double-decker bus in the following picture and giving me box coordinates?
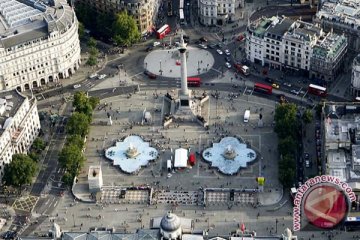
[156,24,171,39]
[254,83,272,94]
[308,84,327,97]
[187,77,201,87]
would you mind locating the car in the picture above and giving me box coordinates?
[225,56,231,62]
[272,83,280,89]
[144,70,156,79]
[153,41,161,47]
[146,46,153,52]
[290,89,299,95]
[224,49,230,55]
[73,84,81,89]
[208,44,215,49]
[89,73,98,79]
[305,160,310,168]
[98,74,107,80]
[198,44,207,49]
[283,82,292,87]
[216,49,223,55]
[265,77,274,83]
[225,62,231,69]
[304,153,310,160]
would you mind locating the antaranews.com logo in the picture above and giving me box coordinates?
[293,175,356,231]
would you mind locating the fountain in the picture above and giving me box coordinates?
[126,143,140,158]
[222,145,237,160]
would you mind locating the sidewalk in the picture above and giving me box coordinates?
[257,188,283,206]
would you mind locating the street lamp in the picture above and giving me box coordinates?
[72,213,75,227]
[197,61,200,74]
[275,218,278,233]
[159,60,162,75]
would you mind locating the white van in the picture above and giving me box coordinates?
[244,110,250,123]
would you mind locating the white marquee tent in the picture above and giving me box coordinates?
[174,148,188,168]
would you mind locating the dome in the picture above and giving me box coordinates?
[160,212,181,232]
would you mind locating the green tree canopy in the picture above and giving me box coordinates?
[112,11,140,46]
[3,154,37,189]
[88,37,97,48]
[66,134,85,150]
[32,137,46,153]
[89,97,100,110]
[58,145,85,176]
[87,55,97,66]
[78,21,85,39]
[278,136,296,156]
[66,112,90,137]
[302,109,313,124]
[278,154,296,188]
[274,103,299,139]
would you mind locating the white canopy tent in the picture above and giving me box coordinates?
[174,148,188,168]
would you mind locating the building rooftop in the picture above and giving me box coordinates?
[0,0,75,48]
[248,16,279,38]
[317,0,360,29]
[265,18,294,40]
[284,21,322,43]
[323,103,360,182]
[312,32,347,60]
[0,89,26,135]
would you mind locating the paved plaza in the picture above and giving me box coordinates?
[144,47,215,78]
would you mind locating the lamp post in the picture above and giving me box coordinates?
[197,61,200,74]
[275,218,278,233]
[159,60,162,75]
[72,213,75,227]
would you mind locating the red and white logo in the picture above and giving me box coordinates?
[303,185,348,229]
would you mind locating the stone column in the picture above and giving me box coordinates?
[178,35,189,96]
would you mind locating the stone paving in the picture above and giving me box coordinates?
[144,47,215,78]
[152,190,200,205]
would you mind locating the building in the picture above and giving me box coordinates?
[19,212,298,240]
[246,16,347,82]
[0,90,40,181]
[351,54,360,97]
[198,0,236,26]
[0,0,81,92]
[76,0,160,34]
[309,32,347,82]
[315,0,360,52]
[322,103,360,211]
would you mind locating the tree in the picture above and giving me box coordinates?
[278,154,296,188]
[274,103,299,139]
[66,134,85,150]
[66,112,90,137]
[58,145,85,176]
[87,37,97,48]
[302,109,313,124]
[28,151,39,162]
[87,55,97,66]
[89,96,100,110]
[78,21,85,39]
[32,137,46,153]
[62,172,74,187]
[3,154,37,190]
[112,11,140,46]
[278,136,296,156]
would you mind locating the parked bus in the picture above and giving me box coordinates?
[344,217,360,231]
[179,0,184,9]
[308,84,327,97]
[156,24,171,39]
[254,83,272,94]
[187,77,201,87]
[167,0,173,16]
[179,9,185,25]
